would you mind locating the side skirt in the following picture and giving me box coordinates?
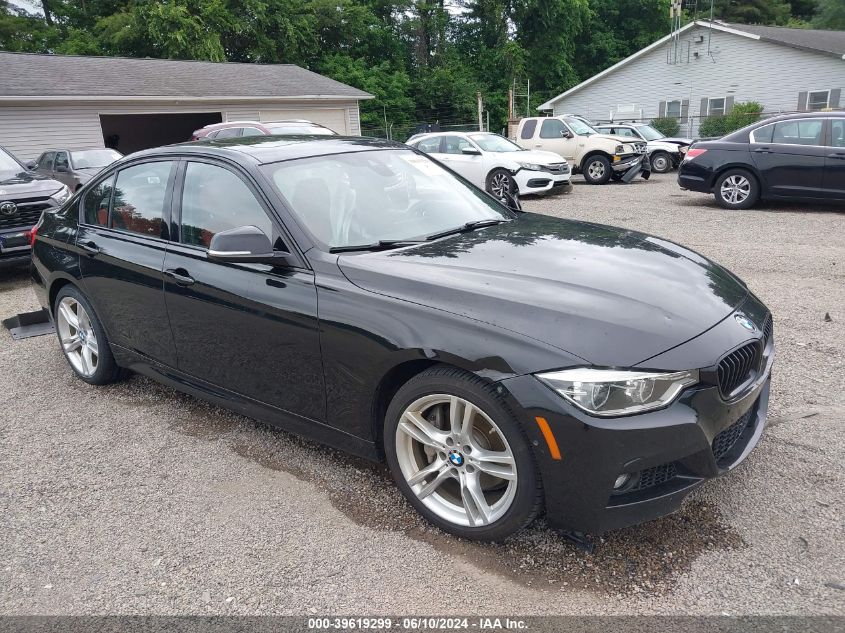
[111,345,380,461]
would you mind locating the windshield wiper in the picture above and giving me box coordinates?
[329,239,424,253]
[425,219,510,241]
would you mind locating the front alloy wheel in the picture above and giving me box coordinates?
[395,394,517,528]
[486,169,514,201]
[384,367,542,541]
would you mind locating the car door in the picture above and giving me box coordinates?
[823,118,845,200]
[162,158,325,421]
[750,118,826,198]
[434,135,485,187]
[76,159,178,366]
[535,119,578,161]
[53,151,74,188]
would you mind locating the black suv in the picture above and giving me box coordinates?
[0,145,69,268]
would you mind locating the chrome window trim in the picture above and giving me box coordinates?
[749,117,829,147]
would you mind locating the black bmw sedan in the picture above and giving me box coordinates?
[679,111,845,209]
[31,136,774,541]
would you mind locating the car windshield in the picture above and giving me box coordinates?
[564,118,597,136]
[265,149,512,250]
[468,133,522,153]
[0,147,23,178]
[635,125,665,141]
[267,123,335,136]
[70,149,122,169]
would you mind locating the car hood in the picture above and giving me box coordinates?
[493,149,566,165]
[0,171,64,197]
[338,213,748,369]
[660,137,693,145]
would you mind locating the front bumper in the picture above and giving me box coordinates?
[513,168,572,195]
[499,357,772,534]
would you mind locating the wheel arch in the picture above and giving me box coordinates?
[47,274,80,314]
[579,150,613,173]
[709,163,763,194]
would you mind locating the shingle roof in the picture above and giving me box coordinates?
[0,52,373,100]
[725,22,845,58]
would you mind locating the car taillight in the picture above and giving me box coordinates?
[29,215,44,247]
[685,148,707,161]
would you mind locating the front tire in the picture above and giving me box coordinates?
[485,168,515,201]
[714,169,759,210]
[54,285,124,385]
[582,155,612,184]
[384,366,542,541]
[650,151,672,173]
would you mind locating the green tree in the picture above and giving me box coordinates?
[813,0,845,29]
[713,0,792,24]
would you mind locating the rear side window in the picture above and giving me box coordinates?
[540,119,566,139]
[416,137,441,153]
[520,120,537,139]
[771,120,824,146]
[750,124,774,144]
[180,162,272,248]
[214,127,241,139]
[240,127,263,137]
[54,151,69,170]
[111,161,173,237]
[37,152,54,170]
[82,175,116,226]
[832,120,845,148]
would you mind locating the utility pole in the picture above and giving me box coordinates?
[508,88,514,120]
[383,105,389,140]
[526,79,530,117]
[477,92,484,132]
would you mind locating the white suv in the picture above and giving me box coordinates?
[406,131,572,200]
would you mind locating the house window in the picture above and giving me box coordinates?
[666,100,682,118]
[708,98,726,117]
[808,90,830,111]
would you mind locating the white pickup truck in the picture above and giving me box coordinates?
[515,116,650,184]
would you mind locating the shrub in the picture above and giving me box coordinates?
[650,117,680,137]
[699,101,764,138]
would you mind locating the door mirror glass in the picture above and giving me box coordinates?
[208,225,283,263]
[460,146,481,155]
[561,129,573,138]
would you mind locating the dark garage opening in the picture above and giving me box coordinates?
[100,112,223,155]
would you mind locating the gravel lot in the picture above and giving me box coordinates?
[1,173,843,616]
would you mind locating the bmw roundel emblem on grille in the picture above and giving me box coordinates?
[0,201,17,217]
[734,314,755,331]
[448,450,464,467]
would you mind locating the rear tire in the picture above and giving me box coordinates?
[714,169,759,210]
[384,366,543,541]
[582,155,612,184]
[54,285,125,385]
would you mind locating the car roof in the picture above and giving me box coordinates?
[130,135,407,165]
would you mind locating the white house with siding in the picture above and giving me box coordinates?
[0,52,373,160]
[538,20,845,137]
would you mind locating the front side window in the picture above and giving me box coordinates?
[214,127,241,139]
[441,135,474,155]
[540,119,567,139]
[82,175,116,226]
[771,119,824,146]
[469,133,522,152]
[520,119,537,139]
[666,100,682,119]
[37,152,54,171]
[54,152,69,170]
[180,162,272,248]
[709,98,726,117]
[832,119,845,148]
[415,137,442,153]
[614,128,637,138]
[265,149,511,250]
[808,90,830,111]
[111,161,173,237]
[563,117,596,136]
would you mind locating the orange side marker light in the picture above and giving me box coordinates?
[534,416,562,461]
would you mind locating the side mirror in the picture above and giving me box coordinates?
[55,165,69,173]
[207,225,288,264]
[25,160,37,170]
[461,147,481,156]
[561,130,573,139]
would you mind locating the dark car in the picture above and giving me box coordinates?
[28,148,123,192]
[0,145,69,268]
[190,119,337,141]
[678,112,845,209]
[31,136,774,541]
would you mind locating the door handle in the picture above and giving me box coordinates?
[828,152,845,160]
[164,268,195,286]
[78,240,100,255]
[753,147,772,154]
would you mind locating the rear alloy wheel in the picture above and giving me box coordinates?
[714,169,759,210]
[582,155,612,184]
[486,168,515,201]
[385,367,542,541]
[650,151,672,173]
[54,286,124,385]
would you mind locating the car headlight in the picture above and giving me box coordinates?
[516,161,544,171]
[49,185,71,205]
[536,368,699,417]
[615,145,624,154]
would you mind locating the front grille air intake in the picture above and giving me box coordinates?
[717,341,759,397]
